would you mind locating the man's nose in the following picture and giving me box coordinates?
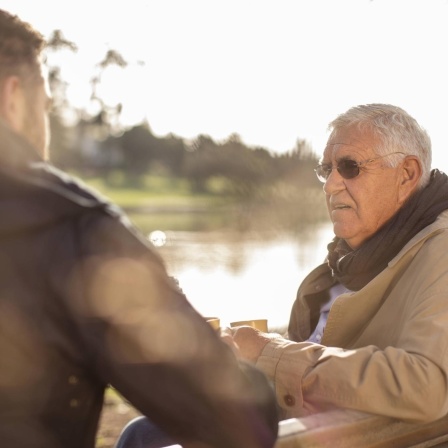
[323,167,346,195]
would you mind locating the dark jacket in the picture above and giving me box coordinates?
[0,123,276,448]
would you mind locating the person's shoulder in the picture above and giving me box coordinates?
[28,162,113,210]
[412,210,448,248]
[435,209,448,228]
[32,163,155,251]
[7,160,162,260]
[24,161,131,225]
[396,212,448,266]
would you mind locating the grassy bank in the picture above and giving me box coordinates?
[79,172,235,211]
[78,172,328,235]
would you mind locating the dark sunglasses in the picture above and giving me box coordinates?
[314,152,405,183]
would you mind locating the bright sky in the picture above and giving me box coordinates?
[3,0,448,169]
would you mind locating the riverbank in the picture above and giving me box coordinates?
[78,172,327,221]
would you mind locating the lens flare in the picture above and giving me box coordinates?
[149,230,167,247]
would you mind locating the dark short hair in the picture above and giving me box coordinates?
[0,9,46,84]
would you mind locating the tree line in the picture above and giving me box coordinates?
[45,30,322,201]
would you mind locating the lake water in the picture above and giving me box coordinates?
[136,215,334,331]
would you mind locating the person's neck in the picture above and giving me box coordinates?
[0,119,42,165]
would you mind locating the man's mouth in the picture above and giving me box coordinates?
[333,204,351,210]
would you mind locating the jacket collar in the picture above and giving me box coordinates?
[389,209,448,268]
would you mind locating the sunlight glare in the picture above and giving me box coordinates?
[149,230,167,247]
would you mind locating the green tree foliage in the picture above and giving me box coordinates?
[213,134,276,197]
[116,123,155,186]
[43,29,321,200]
[183,135,221,192]
[155,133,186,177]
[182,133,319,197]
[276,139,319,187]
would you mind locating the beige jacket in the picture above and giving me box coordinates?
[257,210,448,422]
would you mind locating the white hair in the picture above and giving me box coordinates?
[328,104,432,188]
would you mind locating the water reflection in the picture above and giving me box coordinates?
[144,222,334,331]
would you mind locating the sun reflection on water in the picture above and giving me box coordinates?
[155,222,334,330]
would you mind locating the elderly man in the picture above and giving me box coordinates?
[231,103,448,422]
[0,9,277,448]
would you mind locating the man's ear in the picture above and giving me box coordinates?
[0,76,26,132]
[398,156,422,204]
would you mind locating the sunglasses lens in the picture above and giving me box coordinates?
[315,164,331,182]
[338,160,359,179]
[315,159,361,182]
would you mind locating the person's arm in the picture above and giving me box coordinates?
[232,311,448,423]
[232,231,448,423]
[256,337,448,422]
[54,211,277,448]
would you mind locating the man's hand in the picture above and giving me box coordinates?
[220,327,240,356]
[222,326,278,364]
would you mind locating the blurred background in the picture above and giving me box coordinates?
[2,0,448,329]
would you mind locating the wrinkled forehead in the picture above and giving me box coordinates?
[322,127,376,161]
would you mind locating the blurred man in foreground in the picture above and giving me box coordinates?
[231,103,448,423]
[0,9,277,448]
